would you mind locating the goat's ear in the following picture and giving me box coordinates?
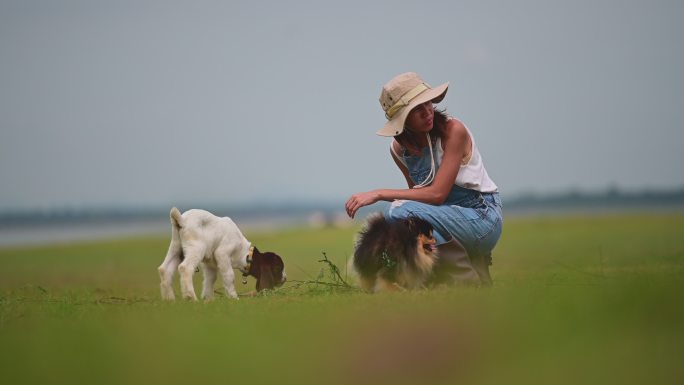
[248,247,262,277]
[256,260,276,292]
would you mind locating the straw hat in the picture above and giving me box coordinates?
[377,72,449,137]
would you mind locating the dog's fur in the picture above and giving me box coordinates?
[352,213,438,292]
[158,207,286,300]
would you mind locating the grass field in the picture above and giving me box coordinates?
[1,213,683,385]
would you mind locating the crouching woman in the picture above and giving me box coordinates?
[345,72,503,286]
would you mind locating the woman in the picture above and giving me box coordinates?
[345,72,503,286]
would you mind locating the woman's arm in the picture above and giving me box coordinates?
[345,119,469,218]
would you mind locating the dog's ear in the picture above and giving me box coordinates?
[406,215,433,237]
[404,214,419,234]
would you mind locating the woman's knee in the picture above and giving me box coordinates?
[385,200,450,229]
[385,200,417,221]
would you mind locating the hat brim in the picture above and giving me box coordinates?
[376,82,449,137]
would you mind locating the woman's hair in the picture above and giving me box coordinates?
[395,108,449,155]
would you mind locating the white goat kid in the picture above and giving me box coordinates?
[157,207,285,301]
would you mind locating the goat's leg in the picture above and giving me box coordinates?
[178,262,198,300]
[178,251,202,301]
[158,258,180,300]
[201,263,218,300]
[217,257,239,300]
[158,242,182,300]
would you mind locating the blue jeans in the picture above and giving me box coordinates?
[385,185,503,259]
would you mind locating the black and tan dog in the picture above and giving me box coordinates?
[352,213,438,292]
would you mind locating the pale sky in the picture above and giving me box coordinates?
[1,0,682,212]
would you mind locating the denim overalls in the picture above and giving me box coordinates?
[386,143,503,259]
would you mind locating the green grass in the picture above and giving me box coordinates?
[1,213,683,385]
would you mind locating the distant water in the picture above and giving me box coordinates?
[0,211,354,248]
[0,218,170,247]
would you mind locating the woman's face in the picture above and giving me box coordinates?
[404,101,434,133]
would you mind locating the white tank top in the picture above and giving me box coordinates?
[391,124,498,193]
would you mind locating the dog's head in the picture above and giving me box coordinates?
[246,247,287,292]
[404,216,437,255]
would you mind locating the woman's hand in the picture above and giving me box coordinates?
[345,191,381,219]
